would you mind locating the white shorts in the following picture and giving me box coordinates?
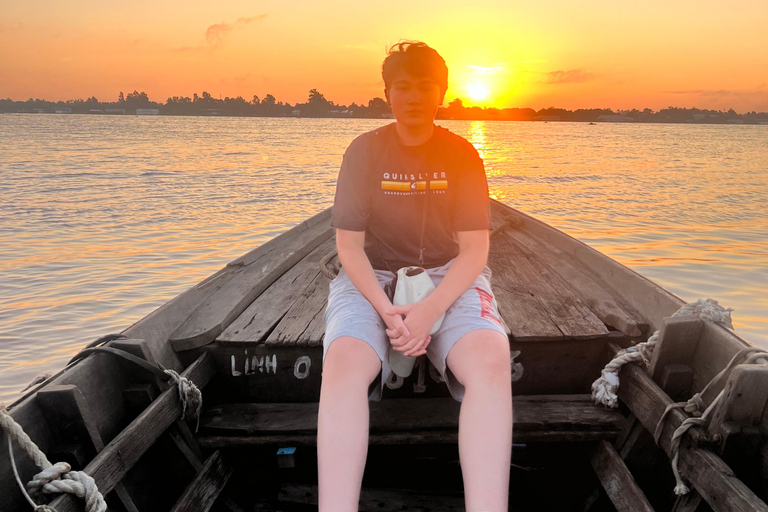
[322,258,507,401]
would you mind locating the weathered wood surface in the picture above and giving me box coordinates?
[48,353,216,512]
[590,440,655,512]
[169,450,233,512]
[266,265,331,346]
[198,395,623,447]
[490,229,609,341]
[617,361,768,512]
[219,237,333,343]
[275,483,466,512]
[503,224,645,337]
[170,209,334,350]
[649,316,704,382]
[37,385,140,512]
[489,199,683,330]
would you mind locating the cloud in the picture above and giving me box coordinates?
[206,14,268,45]
[544,69,594,84]
[666,89,761,98]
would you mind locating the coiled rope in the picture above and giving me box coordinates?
[1,342,204,511]
[1,403,106,512]
[591,298,768,495]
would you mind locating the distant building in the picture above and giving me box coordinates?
[291,109,301,117]
[596,114,634,122]
[105,108,126,114]
[536,115,560,121]
[726,119,744,124]
[136,108,160,115]
[54,108,72,114]
[693,114,706,121]
[89,109,103,113]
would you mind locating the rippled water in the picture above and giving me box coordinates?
[1,115,766,402]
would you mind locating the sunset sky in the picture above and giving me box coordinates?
[1,0,767,112]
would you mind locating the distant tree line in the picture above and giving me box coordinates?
[1,90,766,124]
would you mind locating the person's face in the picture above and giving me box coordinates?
[386,70,445,129]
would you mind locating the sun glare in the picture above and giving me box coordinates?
[467,83,491,101]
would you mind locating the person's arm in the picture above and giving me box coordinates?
[336,228,411,342]
[387,229,489,356]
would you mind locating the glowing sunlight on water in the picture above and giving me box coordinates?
[0,115,765,401]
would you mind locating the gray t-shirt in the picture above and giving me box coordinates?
[331,123,491,271]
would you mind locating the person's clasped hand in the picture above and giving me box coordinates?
[385,299,442,357]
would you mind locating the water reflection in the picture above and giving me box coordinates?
[0,116,766,402]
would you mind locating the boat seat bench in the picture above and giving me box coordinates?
[196,394,624,448]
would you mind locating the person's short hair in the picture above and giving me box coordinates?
[382,41,448,98]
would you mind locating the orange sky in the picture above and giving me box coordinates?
[1,0,767,112]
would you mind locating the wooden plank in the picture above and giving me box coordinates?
[490,229,608,341]
[590,440,655,512]
[49,353,216,512]
[649,316,704,382]
[170,210,334,351]
[199,395,623,444]
[298,305,327,347]
[201,429,621,449]
[169,450,233,512]
[488,234,564,341]
[276,483,466,512]
[708,364,768,440]
[672,493,704,512]
[489,199,684,331]
[220,237,333,343]
[505,227,645,337]
[266,263,332,346]
[617,362,768,512]
[123,265,237,372]
[37,385,141,512]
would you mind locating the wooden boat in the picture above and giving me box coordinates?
[2,200,766,512]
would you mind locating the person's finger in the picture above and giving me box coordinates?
[405,336,429,356]
[391,314,410,337]
[385,327,398,338]
[386,305,410,316]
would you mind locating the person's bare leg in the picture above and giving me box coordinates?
[317,336,382,512]
[446,329,512,512]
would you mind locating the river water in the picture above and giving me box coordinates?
[1,115,766,402]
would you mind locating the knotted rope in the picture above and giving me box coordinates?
[652,346,768,495]
[163,368,203,432]
[591,298,768,496]
[1,404,106,512]
[591,298,734,408]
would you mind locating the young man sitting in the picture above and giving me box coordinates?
[318,41,513,512]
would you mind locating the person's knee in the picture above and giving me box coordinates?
[322,336,382,389]
[447,331,511,389]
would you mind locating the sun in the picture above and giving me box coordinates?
[467,83,491,101]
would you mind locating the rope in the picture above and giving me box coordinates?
[591,298,768,496]
[164,369,203,432]
[591,298,734,408]
[1,404,107,512]
[319,214,523,279]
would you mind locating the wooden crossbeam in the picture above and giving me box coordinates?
[49,353,216,512]
[37,385,140,512]
[590,440,654,512]
[617,362,768,512]
[198,395,624,447]
[170,450,233,512]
